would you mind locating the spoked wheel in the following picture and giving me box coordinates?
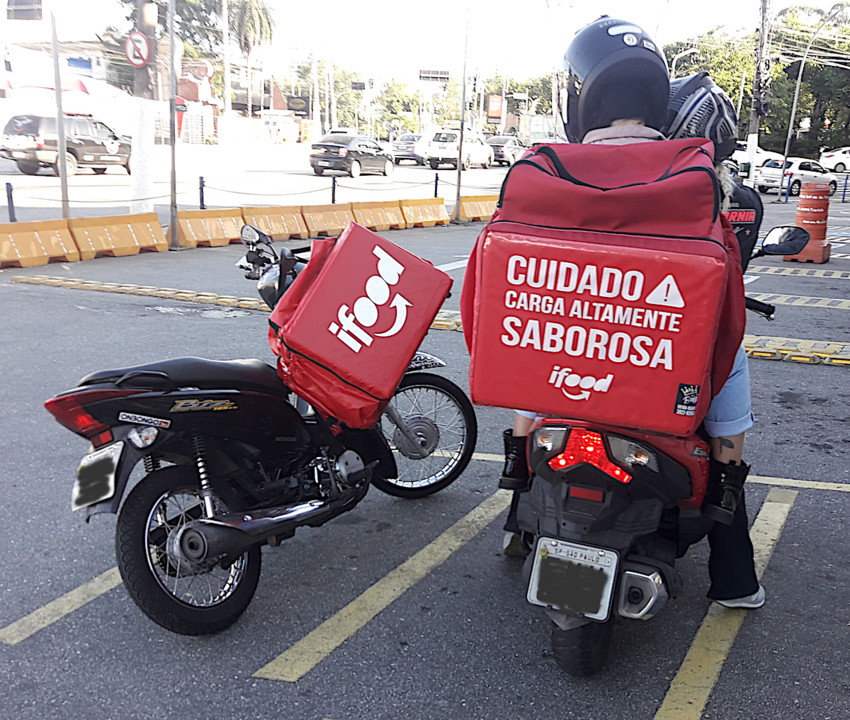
[551,619,614,677]
[789,180,801,196]
[115,466,261,635]
[373,372,477,498]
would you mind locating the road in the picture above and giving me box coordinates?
[0,141,508,225]
[1,170,850,719]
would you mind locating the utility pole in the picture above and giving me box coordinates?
[222,0,231,115]
[130,1,158,216]
[744,0,772,187]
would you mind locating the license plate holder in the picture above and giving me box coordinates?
[73,442,122,511]
[318,160,330,167]
[527,537,619,622]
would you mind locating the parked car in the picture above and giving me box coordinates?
[756,157,838,196]
[391,133,426,165]
[730,141,782,171]
[486,135,527,165]
[0,113,131,175]
[309,134,394,178]
[819,146,850,172]
[426,129,493,169]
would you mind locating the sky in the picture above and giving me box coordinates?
[48,0,844,81]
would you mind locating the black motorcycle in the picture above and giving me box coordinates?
[44,225,476,636]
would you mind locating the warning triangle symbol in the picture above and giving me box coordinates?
[645,275,685,308]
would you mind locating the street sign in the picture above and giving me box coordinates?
[419,70,449,83]
[125,30,151,69]
[351,82,366,91]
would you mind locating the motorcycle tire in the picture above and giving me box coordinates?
[115,465,261,636]
[373,372,477,499]
[551,618,614,677]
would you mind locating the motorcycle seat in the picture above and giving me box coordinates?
[78,357,287,394]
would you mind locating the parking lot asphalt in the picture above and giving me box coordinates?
[1,199,849,720]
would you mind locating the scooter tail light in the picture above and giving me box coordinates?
[547,429,632,484]
[44,389,143,438]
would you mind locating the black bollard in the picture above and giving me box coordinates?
[332,175,337,204]
[6,182,16,223]
[434,172,439,198]
[199,176,206,210]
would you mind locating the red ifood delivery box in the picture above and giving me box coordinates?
[268,222,452,428]
[468,227,729,437]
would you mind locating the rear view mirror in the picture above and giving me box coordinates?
[240,224,261,245]
[279,247,297,275]
[761,226,810,256]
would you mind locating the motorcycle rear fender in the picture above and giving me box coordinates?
[83,425,152,521]
[337,427,398,480]
[406,351,446,372]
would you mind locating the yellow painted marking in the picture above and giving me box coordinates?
[748,265,850,279]
[253,489,512,682]
[0,567,121,645]
[654,489,797,720]
[748,292,850,310]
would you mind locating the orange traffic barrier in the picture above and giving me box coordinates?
[0,219,80,267]
[458,194,499,222]
[69,215,159,259]
[399,198,450,227]
[175,208,243,248]
[241,206,309,239]
[786,182,830,264]
[300,203,355,236]
[351,200,408,231]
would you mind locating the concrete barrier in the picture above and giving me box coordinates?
[125,213,168,253]
[399,198,450,227]
[300,203,355,236]
[351,200,408,231]
[458,195,498,222]
[0,219,80,267]
[241,206,309,240]
[69,215,154,259]
[175,208,243,248]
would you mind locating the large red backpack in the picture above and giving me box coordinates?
[461,139,745,437]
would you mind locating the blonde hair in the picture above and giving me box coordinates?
[715,162,735,213]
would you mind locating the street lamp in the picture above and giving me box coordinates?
[781,3,848,200]
[670,47,697,79]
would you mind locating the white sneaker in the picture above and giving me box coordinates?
[715,585,766,609]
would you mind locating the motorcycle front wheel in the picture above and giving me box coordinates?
[115,466,261,635]
[374,372,477,498]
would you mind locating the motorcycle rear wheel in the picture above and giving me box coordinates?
[373,372,477,498]
[551,619,614,677]
[115,466,261,635]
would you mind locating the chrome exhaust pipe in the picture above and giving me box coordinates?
[618,567,669,620]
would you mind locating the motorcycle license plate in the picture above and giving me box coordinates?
[72,442,122,511]
[527,538,619,622]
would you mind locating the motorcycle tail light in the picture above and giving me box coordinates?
[547,429,632,484]
[607,435,659,472]
[338,147,348,157]
[45,389,143,439]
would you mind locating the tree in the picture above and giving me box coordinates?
[233,0,274,116]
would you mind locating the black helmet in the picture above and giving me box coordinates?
[664,71,738,160]
[557,17,669,143]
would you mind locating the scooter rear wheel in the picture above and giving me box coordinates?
[551,618,614,677]
[115,466,261,635]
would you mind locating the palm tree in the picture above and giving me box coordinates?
[233,0,275,117]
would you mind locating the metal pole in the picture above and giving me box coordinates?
[744,0,771,188]
[6,183,16,222]
[434,172,439,198]
[842,174,848,203]
[331,176,336,204]
[736,69,746,121]
[781,5,846,201]
[222,0,231,115]
[51,12,69,219]
[199,176,205,209]
[168,0,178,249]
[452,16,470,223]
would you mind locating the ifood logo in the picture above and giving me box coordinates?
[328,245,412,352]
[548,365,614,401]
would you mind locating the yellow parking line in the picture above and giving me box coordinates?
[0,567,121,645]
[654,488,798,720]
[253,489,512,682]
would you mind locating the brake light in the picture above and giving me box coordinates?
[784,171,793,176]
[44,389,143,438]
[35,135,44,148]
[338,147,348,157]
[547,429,631,483]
